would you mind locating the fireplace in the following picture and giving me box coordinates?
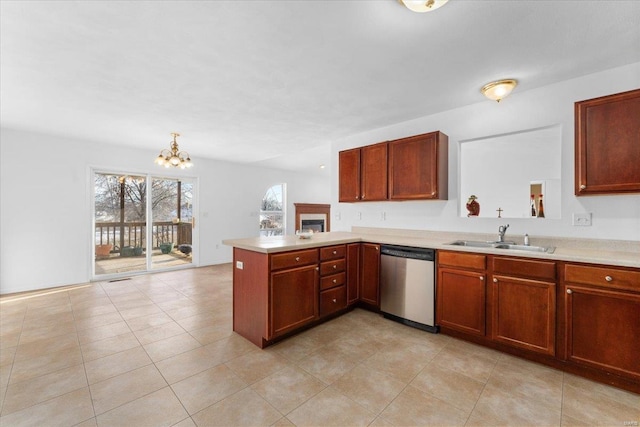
[294,203,330,233]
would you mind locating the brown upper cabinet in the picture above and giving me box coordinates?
[575,88,640,195]
[338,131,448,202]
[389,131,448,200]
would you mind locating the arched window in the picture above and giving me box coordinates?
[259,183,286,236]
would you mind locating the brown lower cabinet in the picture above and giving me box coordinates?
[359,243,380,308]
[437,250,640,393]
[346,243,361,305]
[270,265,319,337]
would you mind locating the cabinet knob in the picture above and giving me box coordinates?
[375,246,379,251]
[431,191,436,196]
[362,194,366,199]
[605,275,613,282]
[333,250,337,255]
[332,298,337,303]
[315,267,319,271]
[479,276,484,281]
[333,279,337,283]
[295,256,300,261]
[566,289,573,294]
[580,184,586,190]
[493,278,498,283]
[355,195,359,200]
[333,265,337,269]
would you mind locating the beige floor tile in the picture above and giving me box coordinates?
[96,386,188,427]
[0,387,94,427]
[156,346,224,385]
[77,321,132,345]
[89,364,167,415]
[85,346,152,384]
[191,388,282,427]
[188,319,233,345]
[74,311,124,331]
[80,332,140,361]
[410,363,485,413]
[172,417,197,427]
[380,385,468,427]
[117,303,163,320]
[271,417,295,427]
[73,417,98,427]
[297,346,359,385]
[270,334,326,363]
[432,341,499,383]
[1,364,87,416]
[251,365,327,414]
[467,382,561,426]
[562,374,640,426]
[0,345,16,367]
[143,332,202,362]
[0,331,21,349]
[18,319,77,345]
[125,312,175,331]
[561,414,594,426]
[204,333,258,362]
[22,310,74,329]
[171,364,247,414]
[322,333,385,361]
[175,311,225,331]
[225,349,291,385]
[363,342,438,384]
[163,304,209,321]
[72,303,119,320]
[134,321,187,345]
[331,364,406,415]
[286,386,376,427]
[9,345,84,384]
[14,331,79,361]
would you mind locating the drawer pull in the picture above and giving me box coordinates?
[479,276,484,281]
[333,265,337,269]
[315,267,319,271]
[295,256,300,261]
[567,289,573,294]
[580,184,586,190]
[333,279,337,283]
[333,250,337,255]
[605,275,613,282]
[493,278,498,283]
[332,298,337,303]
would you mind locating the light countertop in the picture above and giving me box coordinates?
[223,229,640,269]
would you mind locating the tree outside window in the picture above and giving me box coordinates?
[259,184,285,236]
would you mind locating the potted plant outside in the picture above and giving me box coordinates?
[95,244,113,257]
[159,242,174,254]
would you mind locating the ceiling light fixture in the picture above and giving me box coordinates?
[481,79,518,102]
[399,0,449,13]
[154,132,193,169]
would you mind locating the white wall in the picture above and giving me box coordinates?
[0,129,331,294]
[330,62,640,242]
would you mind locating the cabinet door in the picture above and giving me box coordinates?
[360,243,380,307]
[437,268,486,336]
[388,132,448,200]
[346,243,360,305]
[564,284,640,380]
[575,88,640,195]
[339,148,361,202]
[360,143,388,201]
[270,265,318,338]
[491,275,555,355]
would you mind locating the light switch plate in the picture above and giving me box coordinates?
[572,212,592,226]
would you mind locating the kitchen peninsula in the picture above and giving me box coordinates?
[224,228,640,393]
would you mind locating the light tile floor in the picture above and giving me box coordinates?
[1,264,638,427]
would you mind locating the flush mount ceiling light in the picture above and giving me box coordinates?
[399,0,449,13]
[481,79,518,102]
[154,132,193,169]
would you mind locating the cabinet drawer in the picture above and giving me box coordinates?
[320,259,346,276]
[320,285,347,317]
[271,249,319,271]
[320,245,346,261]
[320,272,346,291]
[564,264,640,292]
[438,251,486,271]
[493,257,556,281]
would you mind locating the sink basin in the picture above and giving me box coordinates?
[447,240,555,254]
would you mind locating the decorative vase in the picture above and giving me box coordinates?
[466,195,480,217]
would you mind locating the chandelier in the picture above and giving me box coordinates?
[154,132,193,169]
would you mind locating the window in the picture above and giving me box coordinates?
[259,184,286,236]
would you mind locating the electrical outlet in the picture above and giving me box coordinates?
[335,212,341,220]
[236,261,244,270]
[572,212,592,226]
[356,212,362,220]
[381,212,386,221]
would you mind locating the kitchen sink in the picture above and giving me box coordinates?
[447,240,555,254]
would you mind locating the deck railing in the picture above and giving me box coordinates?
[95,221,192,251]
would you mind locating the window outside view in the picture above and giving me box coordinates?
[259,184,285,236]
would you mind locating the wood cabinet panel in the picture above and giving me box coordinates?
[360,142,388,201]
[270,265,318,338]
[320,245,346,261]
[320,259,346,276]
[437,268,486,336]
[360,243,380,307]
[320,285,347,317]
[492,256,556,281]
[564,264,640,292]
[320,272,345,291]
[388,131,448,200]
[491,275,555,355]
[575,88,640,195]
[270,249,318,271]
[438,251,486,271]
[564,284,640,380]
[338,148,361,202]
[232,248,269,348]
[346,243,360,305]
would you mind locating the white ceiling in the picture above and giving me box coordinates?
[2,0,640,173]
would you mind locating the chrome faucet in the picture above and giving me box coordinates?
[498,224,510,242]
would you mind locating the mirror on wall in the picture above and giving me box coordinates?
[459,125,561,219]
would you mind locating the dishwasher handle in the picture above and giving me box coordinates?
[380,245,435,261]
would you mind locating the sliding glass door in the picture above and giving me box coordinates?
[93,171,195,278]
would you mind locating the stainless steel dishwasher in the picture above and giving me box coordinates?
[380,245,438,333]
